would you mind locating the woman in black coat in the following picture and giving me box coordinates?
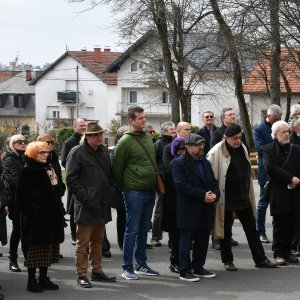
[2,134,28,272]
[16,141,65,293]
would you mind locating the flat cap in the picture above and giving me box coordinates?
[185,133,205,145]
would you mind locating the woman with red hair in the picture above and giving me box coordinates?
[16,141,65,293]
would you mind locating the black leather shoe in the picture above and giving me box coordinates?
[0,293,4,300]
[39,276,59,290]
[102,250,112,258]
[255,258,277,268]
[231,238,239,246]
[169,264,180,273]
[91,271,116,282]
[9,262,21,272]
[224,262,237,271]
[0,252,3,257]
[77,276,93,288]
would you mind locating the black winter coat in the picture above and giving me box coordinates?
[2,151,25,220]
[154,135,173,176]
[262,140,300,216]
[16,157,65,246]
[172,151,220,230]
[196,125,218,154]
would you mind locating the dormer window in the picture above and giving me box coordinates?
[131,61,138,72]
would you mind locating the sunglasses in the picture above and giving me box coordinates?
[46,141,55,145]
[204,115,214,119]
[38,151,50,156]
[13,140,28,145]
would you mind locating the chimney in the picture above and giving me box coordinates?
[81,47,87,52]
[94,47,101,62]
[104,46,111,53]
[26,70,32,81]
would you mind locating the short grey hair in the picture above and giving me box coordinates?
[220,108,233,120]
[290,117,300,128]
[271,120,289,139]
[267,104,282,116]
[290,104,300,117]
[161,121,175,134]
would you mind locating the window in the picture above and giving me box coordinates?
[65,80,76,91]
[13,94,25,108]
[162,92,169,104]
[130,61,138,72]
[129,91,137,103]
[52,111,60,118]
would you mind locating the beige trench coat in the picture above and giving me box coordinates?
[206,139,256,239]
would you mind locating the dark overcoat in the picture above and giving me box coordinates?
[196,125,217,154]
[16,157,65,246]
[66,140,113,225]
[253,119,273,186]
[172,150,220,230]
[262,140,300,216]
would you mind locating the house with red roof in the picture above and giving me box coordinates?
[30,47,120,132]
[243,48,300,125]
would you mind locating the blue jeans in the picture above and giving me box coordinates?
[256,185,269,235]
[122,190,155,271]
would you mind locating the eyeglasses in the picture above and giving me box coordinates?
[149,131,155,134]
[46,141,55,145]
[38,151,49,156]
[204,115,214,119]
[13,140,28,145]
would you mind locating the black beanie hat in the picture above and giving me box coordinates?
[224,124,242,137]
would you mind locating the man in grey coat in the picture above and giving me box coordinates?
[66,121,116,288]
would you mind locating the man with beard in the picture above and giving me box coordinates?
[262,121,300,265]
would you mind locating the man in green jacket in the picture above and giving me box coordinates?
[113,106,160,280]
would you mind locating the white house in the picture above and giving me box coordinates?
[31,47,120,132]
[104,30,251,130]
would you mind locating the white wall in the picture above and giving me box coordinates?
[35,55,117,132]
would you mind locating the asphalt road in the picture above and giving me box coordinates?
[1,180,300,300]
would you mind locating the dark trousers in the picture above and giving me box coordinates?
[272,213,293,258]
[151,194,163,241]
[169,229,180,266]
[116,208,126,249]
[102,231,110,252]
[220,208,266,264]
[179,229,210,275]
[9,216,26,261]
[292,212,300,251]
[70,210,76,241]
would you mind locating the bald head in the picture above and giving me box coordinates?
[176,122,191,138]
[74,118,86,134]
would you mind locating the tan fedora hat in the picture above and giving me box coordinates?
[85,121,105,135]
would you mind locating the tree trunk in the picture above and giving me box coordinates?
[269,0,281,105]
[210,0,254,149]
[280,70,291,121]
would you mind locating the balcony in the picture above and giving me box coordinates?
[117,102,171,117]
[57,91,77,103]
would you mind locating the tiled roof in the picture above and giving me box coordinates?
[0,71,36,94]
[243,48,300,94]
[0,71,21,84]
[31,50,121,86]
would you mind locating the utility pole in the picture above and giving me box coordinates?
[76,65,79,118]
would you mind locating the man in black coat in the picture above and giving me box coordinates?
[196,111,218,155]
[290,117,300,256]
[172,134,220,282]
[262,120,300,266]
[151,122,176,247]
[61,118,86,245]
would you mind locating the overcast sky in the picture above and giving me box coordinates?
[0,0,121,66]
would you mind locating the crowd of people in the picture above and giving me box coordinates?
[0,103,300,297]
